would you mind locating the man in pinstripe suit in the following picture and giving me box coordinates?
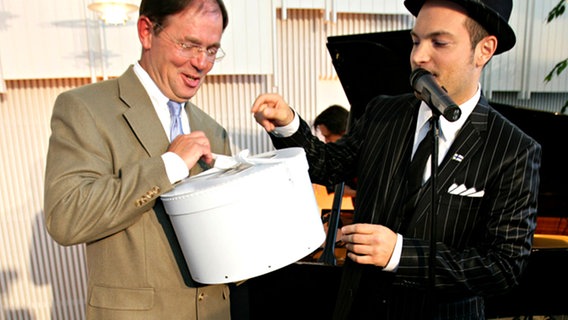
[251,0,541,319]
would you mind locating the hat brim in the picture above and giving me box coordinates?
[404,0,516,54]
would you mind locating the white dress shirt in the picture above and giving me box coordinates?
[133,63,190,183]
[414,88,479,184]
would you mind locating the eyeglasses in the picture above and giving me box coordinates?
[154,23,225,62]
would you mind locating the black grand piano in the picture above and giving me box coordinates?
[243,30,568,319]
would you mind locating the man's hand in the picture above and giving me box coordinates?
[167,131,214,169]
[251,93,295,132]
[340,223,398,267]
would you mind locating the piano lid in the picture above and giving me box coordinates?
[327,30,568,218]
[326,29,413,122]
[490,102,568,218]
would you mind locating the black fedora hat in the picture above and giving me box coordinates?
[404,0,516,55]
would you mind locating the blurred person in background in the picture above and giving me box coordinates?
[313,104,357,199]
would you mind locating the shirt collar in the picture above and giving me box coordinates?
[416,84,481,143]
[133,62,171,110]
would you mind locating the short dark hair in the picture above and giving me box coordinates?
[464,16,489,51]
[140,0,228,31]
[313,105,349,135]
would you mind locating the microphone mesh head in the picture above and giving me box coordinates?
[409,68,431,89]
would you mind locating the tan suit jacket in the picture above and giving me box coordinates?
[44,66,232,319]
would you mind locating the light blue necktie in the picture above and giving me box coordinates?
[167,100,184,141]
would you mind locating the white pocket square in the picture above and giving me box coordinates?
[448,183,484,197]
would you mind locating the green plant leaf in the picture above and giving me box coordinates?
[547,0,566,23]
[544,59,568,82]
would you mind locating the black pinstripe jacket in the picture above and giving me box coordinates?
[270,93,541,319]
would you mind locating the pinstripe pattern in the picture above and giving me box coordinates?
[270,93,541,319]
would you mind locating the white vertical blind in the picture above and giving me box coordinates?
[482,0,568,98]
[211,0,273,75]
[0,55,6,93]
[1,78,90,319]
[0,0,272,79]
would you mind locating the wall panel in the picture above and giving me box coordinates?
[0,0,272,79]
[482,0,568,97]
[1,78,90,320]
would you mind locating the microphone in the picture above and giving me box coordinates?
[410,68,461,122]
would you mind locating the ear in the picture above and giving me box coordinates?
[476,35,497,67]
[138,16,154,50]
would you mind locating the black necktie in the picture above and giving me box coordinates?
[407,118,434,195]
[401,118,434,231]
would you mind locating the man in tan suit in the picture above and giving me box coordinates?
[44,0,235,319]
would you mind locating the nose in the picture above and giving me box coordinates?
[410,42,430,67]
[190,50,211,70]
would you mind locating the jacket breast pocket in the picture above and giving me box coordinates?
[438,193,484,210]
[436,193,485,239]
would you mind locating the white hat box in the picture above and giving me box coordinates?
[161,147,325,284]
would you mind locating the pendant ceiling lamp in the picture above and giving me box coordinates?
[88,1,139,25]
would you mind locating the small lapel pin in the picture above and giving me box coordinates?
[451,153,464,162]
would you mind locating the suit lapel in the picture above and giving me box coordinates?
[437,112,486,187]
[116,68,203,286]
[359,96,417,225]
[119,66,169,158]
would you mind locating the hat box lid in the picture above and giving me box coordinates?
[161,147,325,284]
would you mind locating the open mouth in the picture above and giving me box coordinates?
[183,73,200,87]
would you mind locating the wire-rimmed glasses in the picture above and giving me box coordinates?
[154,23,225,62]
